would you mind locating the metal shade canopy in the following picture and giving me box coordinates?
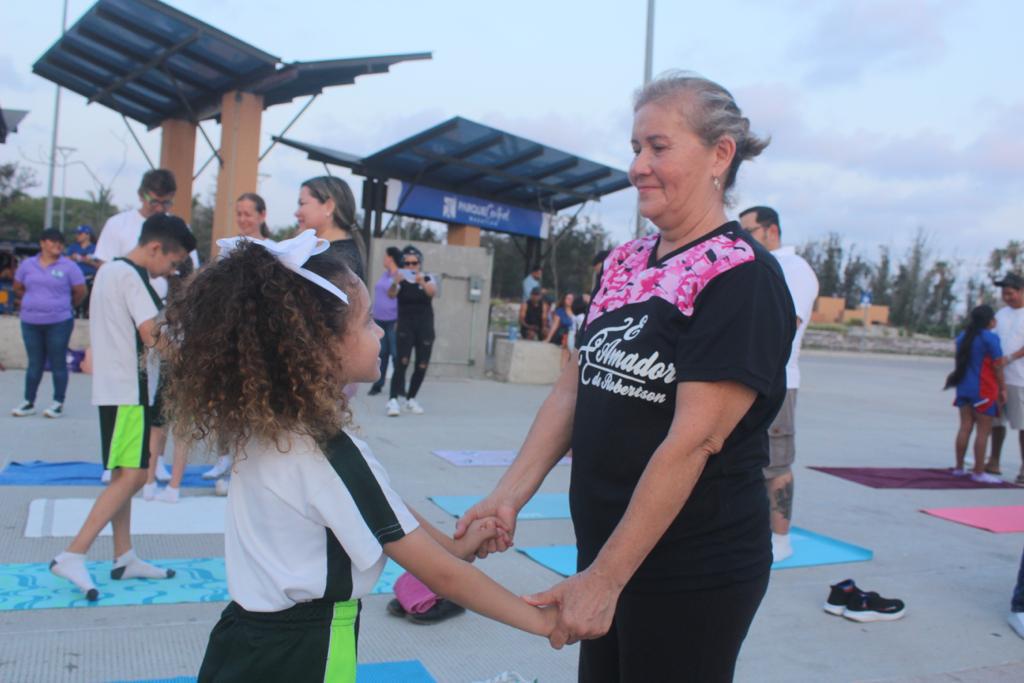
[276,116,631,212]
[32,0,430,129]
[0,109,29,144]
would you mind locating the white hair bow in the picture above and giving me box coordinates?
[216,229,349,304]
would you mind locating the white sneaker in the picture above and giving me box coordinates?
[155,486,180,503]
[406,398,425,414]
[1009,612,1024,639]
[971,472,1003,484]
[11,401,35,417]
[142,482,158,501]
[386,398,401,417]
[42,402,63,418]
[202,455,232,480]
[214,478,230,496]
[101,469,111,484]
[154,457,172,482]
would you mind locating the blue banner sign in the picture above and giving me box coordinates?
[385,180,551,239]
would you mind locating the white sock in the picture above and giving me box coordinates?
[111,549,176,580]
[51,551,99,600]
[772,533,793,563]
[156,485,180,503]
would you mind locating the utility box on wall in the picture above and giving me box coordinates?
[368,239,493,380]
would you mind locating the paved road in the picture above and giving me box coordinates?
[0,350,1022,682]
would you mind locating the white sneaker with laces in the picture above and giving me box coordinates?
[406,398,425,414]
[155,486,180,503]
[101,469,111,484]
[202,455,231,480]
[42,402,63,418]
[154,457,172,482]
[11,401,35,417]
[971,472,1003,484]
[142,482,158,501]
[386,398,401,417]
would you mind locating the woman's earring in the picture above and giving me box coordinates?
[712,176,721,191]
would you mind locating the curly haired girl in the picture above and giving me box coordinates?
[159,231,554,682]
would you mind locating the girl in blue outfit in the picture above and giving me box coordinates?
[158,231,554,683]
[945,305,1006,483]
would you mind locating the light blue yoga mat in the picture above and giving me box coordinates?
[430,493,570,520]
[108,660,436,683]
[0,558,403,611]
[0,460,216,488]
[518,527,873,577]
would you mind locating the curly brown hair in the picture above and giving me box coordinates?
[157,240,360,454]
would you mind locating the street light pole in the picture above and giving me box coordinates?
[57,146,76,233]
[634,0,655,239]
[44,0,69,230]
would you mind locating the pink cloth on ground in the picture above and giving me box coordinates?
[394,572,438,614]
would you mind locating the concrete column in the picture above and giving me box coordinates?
[212,90,263,255]
[447,223,481,247]
[159,118,196,226]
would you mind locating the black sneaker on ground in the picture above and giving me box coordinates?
[824,579,859,616]
[368,386,383,396]
[386,598,406,617]
[842,590,906,622]
[405,599,465,625]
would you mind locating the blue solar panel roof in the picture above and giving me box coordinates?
[33,0,430,128]
[278,117,631,212]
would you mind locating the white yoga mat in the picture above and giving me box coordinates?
[25,496,227,538]
[432,450,571,467]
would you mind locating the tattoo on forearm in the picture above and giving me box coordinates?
[772,480,794,521]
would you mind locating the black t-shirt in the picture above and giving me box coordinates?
[570,221,795,592]
[397,275,434,322]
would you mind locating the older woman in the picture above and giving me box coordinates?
[456,72,794,682]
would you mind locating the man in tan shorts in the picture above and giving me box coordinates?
[742,207,819,562]
[989,274,1024,482]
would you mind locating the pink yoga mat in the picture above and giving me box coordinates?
[921,506,1024,533]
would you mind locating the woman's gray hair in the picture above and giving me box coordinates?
[634,70,769,201]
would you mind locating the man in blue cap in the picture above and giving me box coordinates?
[66,225,99,317]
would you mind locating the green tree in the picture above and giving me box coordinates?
[889,229,930,331]
[870,246,892,306]
[988,240,1024,279]
[799,233,843,297]
[839,248,872,309]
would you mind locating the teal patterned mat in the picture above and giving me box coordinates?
[0,557,403,611]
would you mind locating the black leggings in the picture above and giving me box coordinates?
[390,315,434,400]
[578,572,769,683]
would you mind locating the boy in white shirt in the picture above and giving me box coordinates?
[49,214,197,600]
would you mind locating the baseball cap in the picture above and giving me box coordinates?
[39,228,65,244]
[75,224,94,235]
[993,273,1024,289]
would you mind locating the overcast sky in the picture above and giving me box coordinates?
[3,0,1022,275]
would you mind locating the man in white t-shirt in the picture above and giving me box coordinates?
[741,206,820,563]
[95,168,199,297]
[49,214,197,601]
[988,273,1024,483]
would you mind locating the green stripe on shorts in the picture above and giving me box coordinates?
[107,405,146,469]
[324,600,358,683]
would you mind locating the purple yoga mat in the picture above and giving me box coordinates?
[809,466,1020,489]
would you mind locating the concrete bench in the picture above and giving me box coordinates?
[493,338,562,384]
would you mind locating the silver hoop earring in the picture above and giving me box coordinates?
[712,176,721,191]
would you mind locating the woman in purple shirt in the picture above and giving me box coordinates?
[12,228,86,418]
[368,246,402,396]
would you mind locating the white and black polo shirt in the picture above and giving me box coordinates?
[224,430,418,612]
[571,221,795,592]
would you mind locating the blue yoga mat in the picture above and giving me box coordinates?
[430,493,570,520]
[108,660,436,683]
[0,558,403,611]
[518,527,873,577]
[0,460,216,488]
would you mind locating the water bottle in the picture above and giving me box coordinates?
[508,324,519,341]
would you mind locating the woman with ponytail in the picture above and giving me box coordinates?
[294,176,365,281]
[946,304,1006,482]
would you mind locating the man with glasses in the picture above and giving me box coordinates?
[739,206,819,563]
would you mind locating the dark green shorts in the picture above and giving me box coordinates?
[198,599,361,683]
[98,405,152,470]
